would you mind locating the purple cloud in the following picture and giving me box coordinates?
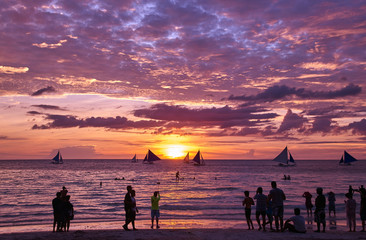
[27,111,42,115]
[134,104,278,128]
[228,84,361,103]
[278,109,308,133]
[348,119,366,135]
[31,86,56,96]
[31,104,66,111]
[309,117,333,133]
[233,127,261,136]
[32,114,164,130]
[31,104,279,133]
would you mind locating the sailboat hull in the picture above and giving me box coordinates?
[194,163,205,166]
[277,163,295,167]
[339,163,352,166]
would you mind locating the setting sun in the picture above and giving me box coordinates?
[166,145,186,159]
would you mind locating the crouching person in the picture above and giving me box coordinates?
[283,208,306,233]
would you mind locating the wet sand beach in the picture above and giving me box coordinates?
[1,229,365,240]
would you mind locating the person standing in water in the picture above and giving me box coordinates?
[242,191,255,230]
[254,187,267,231]
[63,195,74,232]
[130,190,138,231]
[328,191,336,217]
[151,191,160,229]
[314,187,326,233]
[123,185,133,231]
[345,192,356,232]
[354,186,366,232]
[52,192,62,232]
[302,191,313,218]
[268,181,286,232]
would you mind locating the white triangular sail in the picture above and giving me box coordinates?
[273,147,288,164]
[131,154,138,163]
[192,150,205,166]
[339,155,344,164]
[343,151,357,164]
[59,152,63,164]
[183,152,189,163]
[289,153,295,164]
[143,150,161,164]
[52,150,63,164]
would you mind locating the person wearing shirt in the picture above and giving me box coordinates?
[151,191,160,229]
[254,187,267,231]
[283,208,306,233]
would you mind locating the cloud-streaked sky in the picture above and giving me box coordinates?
[1,0,365,160]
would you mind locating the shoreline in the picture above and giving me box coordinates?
[1,228,365,240]
[0,217,352,234]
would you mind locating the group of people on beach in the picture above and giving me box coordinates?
[122,185,160,231]
[243,181,296,232]
[52,181,365,233]
[52,186,74,232]
[243,182,366,233]
[302,185,366,232]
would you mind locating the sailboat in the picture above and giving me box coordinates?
[131,154,138,163]
[192,150,205,166]
[339,151,358,166]
[143,149,161,164]
[272,147,296,166]
[183,152,190,164]
[52,150,63,164]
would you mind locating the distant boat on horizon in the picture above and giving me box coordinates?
[339,151,358,166]
[183,152,189,164]
[52,150,63,164]
[131,154,138,163]
[273,147,296,167]
[192,150,205,166]
[143,149,161,164]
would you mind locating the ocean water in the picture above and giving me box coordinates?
[0,159,365,233]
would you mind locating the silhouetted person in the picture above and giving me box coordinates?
[265,200,274,231]
[52,192,62,232]
[242,191,255,230]
[268,181,286,231]
[283,208,306,233]
[176,171,180,181]
[130,190,138,230]
[302,191,313,217]
[254,187,267,231]
[354,185,366,231]
[348,185,354,195]
[314,187,326,232]
[327,191,336,217]
[287,175,291,180]
[360,187,366,232]
[151,191,160,229]
[345,192,356,232]
[60,186,68,200]
[64,195,74,232]
[123,185,133,231]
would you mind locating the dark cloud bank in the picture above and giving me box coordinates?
[31,104,366,137]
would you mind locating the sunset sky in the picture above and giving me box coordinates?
[1,0,366,160]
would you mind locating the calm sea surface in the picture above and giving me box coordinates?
[0,159,365,233]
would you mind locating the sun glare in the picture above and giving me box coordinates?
[166,145,186,159]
